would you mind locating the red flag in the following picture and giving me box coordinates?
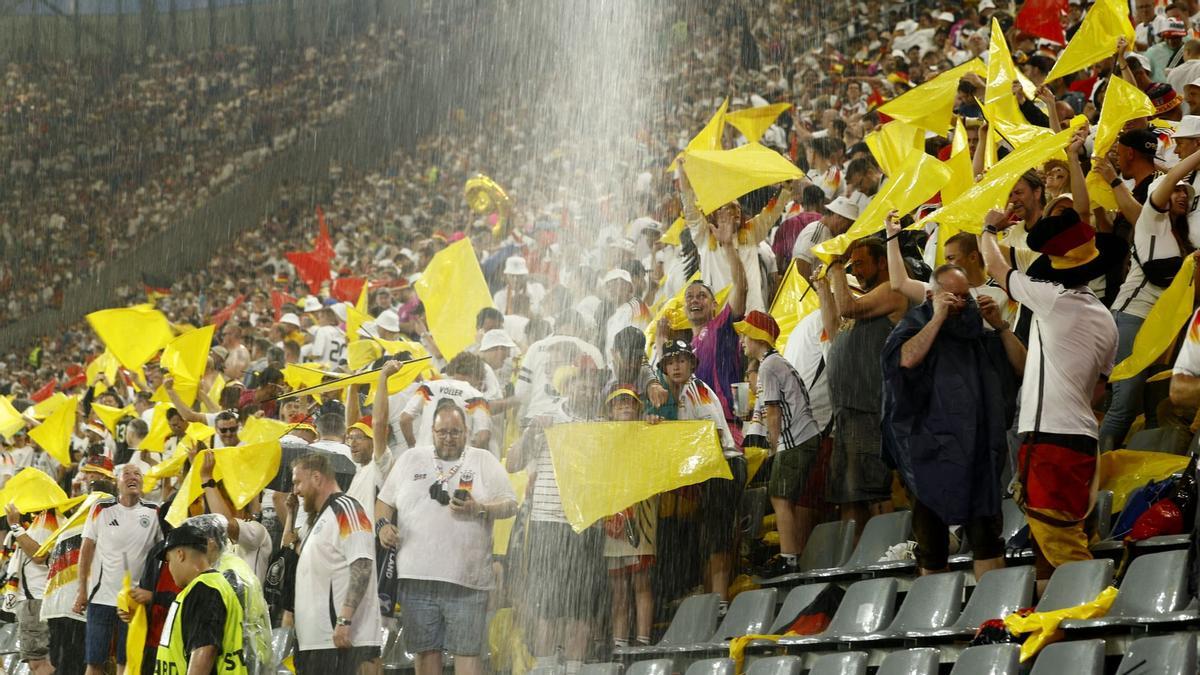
[63,373,87,390]
[211,294,246,329]
[315,206,334,259]
[331,277,367,304]
[1015,0,1068,44]
[271,291,297,322]
[30,378,57,402]
[286,250,331,296]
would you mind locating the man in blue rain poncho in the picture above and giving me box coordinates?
[881,263,1023,581]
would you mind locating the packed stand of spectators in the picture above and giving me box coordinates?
[0,29,408,326]
[7,0,1200,673]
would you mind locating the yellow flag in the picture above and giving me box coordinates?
[118,571,149,675]
[1046,0,1135,82]
[140,403,174,453]
[355,278,369,315]
[769,261,821,350]
[0,397,25,438]
[143,448,190,491]
[544,420,733,532]
[879,59,986,136]
[1110,257,1197,381]
[85,351,121,387]
[28,397,76,466]
[345,303,373,345]
[985,18,1037,104]
[919,119,1085,235]
[813,150,953,262]
[202,374,226,413]
[725,103,792,143]
[29,393,69,421]
[166,442,282,526]
[414,240,495,361]
[34,492,112,558]
[865,120,925,176]
[982,96,1054,151]
[92,403,135,434]
[159,325,215,407]
[240,416,293,445]
[0,467,69,513]
[682,143,803,214]
[942,118,975,207]
[660,216,686,246]
[1086,76,1155,210]
[669,99,729,171]
[184,422,215,447]
[86,305,174,372]
[348,337,428,372]
[282,365,330,391]
[365,358,441,405]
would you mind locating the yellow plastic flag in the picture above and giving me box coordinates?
[769,261,821,350]
[544,420,734,532]
[201,374,226,413]
[34,492,111,558]
[982,96,1054,151]
[355,278,369,315]
[865,120,925,176]
[1086,76,1155,210]
[878,59,986,136]
[28,397,76,466]
[365,358,440,405]
[1099,449,1191,511]
[938,118,975,266]
[85,350,121,387]
[158,325,215,407]
[1110,257,1196,381]
[165,442,282,526]
[725,103,792,143]
[92,403,135,434]
[0,396,25,439]
[1046,0,1135,83]
[918,119,1085,235]
[29,393,69,421]
[140,403,174,453]
[414,240,495,361]
[1004,586,1118,661]
[282,365,329,391]
[985,18,1037,104]
[240,416,293,445]
[85,305,174,372]
[682,143,803,214]
[813,150,953,262]
[184,422,215,447]
[0,467,70,513]
[669,99,729,171]
[142,448,190,493]
[117,570,149,675]
[345,303,373,345]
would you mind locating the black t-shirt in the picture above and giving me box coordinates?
[181,572,228,671]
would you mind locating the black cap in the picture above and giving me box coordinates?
[161,524,209,559]
[658,339,698,370]
[1118,128,1158,157]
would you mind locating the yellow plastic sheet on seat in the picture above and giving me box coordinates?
[1004,586,1117,661]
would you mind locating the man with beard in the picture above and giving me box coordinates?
[882,265,1025,581]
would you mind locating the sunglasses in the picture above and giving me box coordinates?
[217,426,239,434]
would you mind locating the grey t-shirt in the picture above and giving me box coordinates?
[751,351,820,452]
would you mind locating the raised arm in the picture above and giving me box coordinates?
[884,210,929,304]
[163,378,207,424]
[1150,144,1200,210]
[981,209,1013,292]
[372,362,400,460]
[749,181,799,244]
[829,261,904,320]
[1066,128,1091,220]
[712,211,749,318]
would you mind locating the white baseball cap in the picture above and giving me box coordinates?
[279,313,301,328]
[330,304,347,323]
[602,269,633,286]
[1126,52,1151,74]
[504,256,529,276]
[1187,77,1200,90]
[480,329,518,352]
[825,196,861,221]
[936,11,955,22]
[375,309,401,334]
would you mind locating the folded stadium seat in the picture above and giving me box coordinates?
[902,565,1034,641]
[787,512,914,582]
[1089,491,1126,556]
[754,520,855,585]
[579,664,623,675]
[1060,550,1196,631]
[874,647,940,675]
[774,578,897,648]
[1115,633,1197,674]
[1036,558,1114,612]
[625,659,674,675]
[614,593,720,657]
[744,656,803,675]
[654,589,778,655]
[682,657,735,675]
[805,652,867,675]
[742,487,769,540]
[838,571,965,644]
[1028,639,1105,675]
[946,644,1020,674]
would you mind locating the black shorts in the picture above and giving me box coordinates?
[294,646,380,675]
[48,618,86,675]
[911,499,1003,571]
[524,520,605,621]
[699,455,747,556]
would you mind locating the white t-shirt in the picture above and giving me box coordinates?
[236,519,272,584]
[347,450,393,523]
[304,325,347,367]
[40,522,85,622]
[377,446,514,590]
[516,336,606,422]
[400,379,491,448]
[81,499,164,606]
[1113,199,1186,319]
[791,221,833,268]
[386,385,418,456]
[782,311,833,432]
[9,511,55,601]
[750,352,820,452]
[1007,271,1118,439]
[604,299,651,363]
[1173,308,1200,376]
[295,493,381,651]
[493,282,546,315]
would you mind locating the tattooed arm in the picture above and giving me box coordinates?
[333,558,374,648]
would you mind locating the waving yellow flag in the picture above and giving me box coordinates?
[725,103,792,143]
[29,393,69,420]
[140,403,174,453]
[118,571,149,675]
[544,421,733,532]
[982,96,1054,151]
[92,403,135,434]
[866,120,925,176]
[86,305,174,372]
[415,240,495,361]
[669,99,729,171]
[769,261,821,350]
[1110,256,1196,381]
[166,442,282,526]
[35,492,111,558]
[0,467,70,513]
[0,396,25,439]
[660,216,686,246]
[878,59,985,136]
[985,18,1037,104]
[682,143,803,215]
[85,351,120,387]
[157,325,215,407]
[942,118,975,205]
[28,397,76,466]
[1046,0,1135,83]
[1086,77,1155,210]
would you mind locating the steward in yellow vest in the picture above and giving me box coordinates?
[154,524,246,675]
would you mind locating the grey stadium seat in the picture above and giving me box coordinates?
[1115,633,1197,674]
[1036,558,1113,612]
[876,648,940,675]
[615,593,720,656]
[948,644,1020,675]
[1029,639,1104,675]
[902,565,1034,640]
[842,571,963,643]
[806,652,867,675]
[1061,550,1194,630]
[744,656,802,675]
[777,578,897,646]
[683,658,734,675]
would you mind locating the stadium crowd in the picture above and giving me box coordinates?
[3,0,1200,673]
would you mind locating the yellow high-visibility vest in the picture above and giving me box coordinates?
[155,571,246,675]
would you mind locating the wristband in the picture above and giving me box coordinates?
[984,224,999,235]
[9,525,25,538]
[201,479,218,489]
[336,617,352,627]
[1109,177,1123,188]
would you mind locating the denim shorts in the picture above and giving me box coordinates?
[85,603,127,665]
[396,580,488,656]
